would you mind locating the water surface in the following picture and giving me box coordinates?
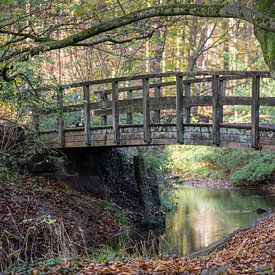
[162,185,275,256]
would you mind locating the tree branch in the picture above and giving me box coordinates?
[0,3,274,81]
[74,31,154,47]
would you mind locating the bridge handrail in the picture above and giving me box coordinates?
[34,70,274,150]
[37,70,271,91]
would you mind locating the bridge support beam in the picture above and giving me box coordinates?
[112,81,120,144]
[252,75,260,149]
[176,75,184,143]
[143,78,151,143]
[127,89,133,125]
[100,91,108,126]
[57,87,65,148]
[212,75,222,146]
[83,85,91,145]
[184,82,191,124]
[154,85,161,124]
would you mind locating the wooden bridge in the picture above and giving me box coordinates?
[36,71,275,151]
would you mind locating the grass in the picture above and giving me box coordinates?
[165,145,275,186]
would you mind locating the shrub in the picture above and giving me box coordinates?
[231,155,275,186]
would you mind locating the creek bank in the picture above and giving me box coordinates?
[32,147,165,230]
[1,147,166,271]
[173,178,275,193]
[0,177,123,271]
[27,214,275,274]
[175,179,233,189]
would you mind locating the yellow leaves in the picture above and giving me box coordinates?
[154,264,168,271]
[24,215,275,275]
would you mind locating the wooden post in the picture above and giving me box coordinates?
[100,91,108,125]
[219,80,226,123]
[143,78,151,143]
[154,85,161,124]
[212,75,222,146]
[184,82,191,124]
[57,87,65,148]
[112,81,120,144]
[251,75,260,149]
[176,75,184,143]
[83,85,91,145]
[127,89,133,125]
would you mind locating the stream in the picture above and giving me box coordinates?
[161,184,275,256]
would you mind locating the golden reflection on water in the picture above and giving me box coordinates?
[163,185,275,256]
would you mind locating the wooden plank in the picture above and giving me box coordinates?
[112,81,120,144]
[83,85,91,145]
[220,140,251,149]
[184,82,191,123]
[219,80,225,123]
[126,90,133,124]
[143,78,151,143]
[251,75,260,149]
[176,75,184,143]
[212,75,221,146]
[220,96,251,106]
[154,85,161,123]
[100,90,108,125]
[39,71,271,92]
[57,88,65,147]
[260,97,275,106]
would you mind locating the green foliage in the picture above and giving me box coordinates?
[166,145,275,186]
[93,246,124,263]
[231,154,275,186]
[96,198,129,226]
[253,0,275,75]
[140,147,170,181]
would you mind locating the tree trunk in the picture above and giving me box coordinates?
[253,0,275,77]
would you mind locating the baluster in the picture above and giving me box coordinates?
[252,75,260,149]
[143,78,151,143]
[100,91,107,125]
[83,85,91,145]
[127,89,133,125]
[57,87,65,147]
[112,81,120,144]
[184,82,191,124]
[154,85,161,124]
[176,75,184,143]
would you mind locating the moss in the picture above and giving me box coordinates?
[253,0,275,75]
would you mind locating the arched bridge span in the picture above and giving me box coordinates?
[36,71,275,151]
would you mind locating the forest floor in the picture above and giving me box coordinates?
[0,177,128,272]
[11,214,275,274]
[2,177,274,274]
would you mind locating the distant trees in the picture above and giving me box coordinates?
[0,1,274,86]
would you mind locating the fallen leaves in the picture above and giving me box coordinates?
[32,214,274,274]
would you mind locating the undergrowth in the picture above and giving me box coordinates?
[165,145,275,186]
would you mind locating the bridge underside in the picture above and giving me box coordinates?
[45,124,275,151]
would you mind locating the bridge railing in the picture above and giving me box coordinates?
[35,71,274,149]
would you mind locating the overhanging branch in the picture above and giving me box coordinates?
[0,3,274,77]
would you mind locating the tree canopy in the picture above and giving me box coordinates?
[0,0,274,86]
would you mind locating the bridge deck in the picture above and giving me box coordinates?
[35,71,275,151]
[43,123,275,151]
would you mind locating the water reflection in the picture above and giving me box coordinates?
[162,185,275,256]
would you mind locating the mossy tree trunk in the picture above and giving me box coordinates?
[253,0,275,77]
